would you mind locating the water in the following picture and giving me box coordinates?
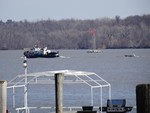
[0,49,150,113]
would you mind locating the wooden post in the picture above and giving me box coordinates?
[55,73,64,113]
[0,81,7,113]
[136,84,150,113]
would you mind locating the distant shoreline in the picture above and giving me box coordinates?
[1,15,150,50]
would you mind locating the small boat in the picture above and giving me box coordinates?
[24,47,59,58]
[87,49,102,53]
[124,53,136,57]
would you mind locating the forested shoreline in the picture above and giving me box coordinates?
[0,15,150,50]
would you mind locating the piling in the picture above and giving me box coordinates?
[55,73,64,113]
[136,84,150,113]
[0,81,7,113]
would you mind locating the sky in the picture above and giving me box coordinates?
[0,0,150,22]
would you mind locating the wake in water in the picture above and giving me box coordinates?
[20,56,70,59]
[59,56,70,58]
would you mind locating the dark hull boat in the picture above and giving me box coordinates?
[124,53,136,57]
[24,47,59,58]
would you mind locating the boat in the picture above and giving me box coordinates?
[87,49,102,53]
[124,53,136,57]
[87,28,102,53]
[24,47,59,58]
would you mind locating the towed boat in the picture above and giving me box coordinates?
[24,47,59,58]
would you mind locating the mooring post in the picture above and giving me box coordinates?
[0,80,7,113]
[55,73,64,113]
[136,84,150,113]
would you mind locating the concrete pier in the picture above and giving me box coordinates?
[0,80,7,113]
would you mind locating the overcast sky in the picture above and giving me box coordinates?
[0,0,150,22]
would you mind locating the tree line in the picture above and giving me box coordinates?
[0,14,150,50]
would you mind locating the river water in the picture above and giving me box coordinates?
[0,49,150,113]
